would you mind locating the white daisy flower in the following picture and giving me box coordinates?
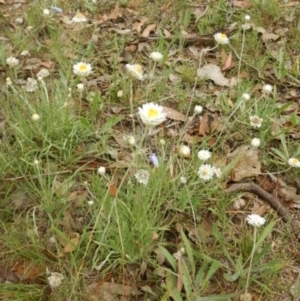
[126,64,144,81]
[249,115,263,128]
[6,57,19,67]
[180,176,187,184]
[31,113,40,121]
[246,214,266,228]
[160,139,166,146]
[244,15,251,22]
[198,164,215,181]
[47,272,64,289]
[124,134,136,146]
[87,200,94,206]
[6,77,12,86]
[149,51,163,62]
[72,12,87,23]
[242,93,250,101]
[251,138,260,148]
[73,62,92,77]
[214,33,229,45]
[77,83,84,91]
[43,9,50,16]
[97,166,106,175]
[138,102,167,127]
[34,159,39,165]
[134,169,150,186]
[288,158,300,167]
[179,145,191,157]
[194,105,203,114]
[197,150,211,161]
[262,84,273,94]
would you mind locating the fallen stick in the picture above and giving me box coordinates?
[226,182,300,229]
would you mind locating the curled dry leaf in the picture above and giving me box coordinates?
[197,64,230,87]
[229,145,261,182]
[162,106,186,122]
[142,24,156,37]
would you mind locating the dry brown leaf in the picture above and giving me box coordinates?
[109,182,117,197]
[199,113,210,136]
[163,28,171,37]
[63,232,80,253]
[197,64,230,86]
[229,145,261,182]
[222,52,233,71]
[233,0,251,8]
[132,18,147,33]
[12,261,43,283]
[142,24,156,37]
[169,73,181,84]
[162,106,186,122]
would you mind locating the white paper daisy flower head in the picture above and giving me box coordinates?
[126,63,144,81]
[251,138,260,148]
[72,12,87,23]
[198,164,215,181]
[179,145,191,157]
[246,214,266,228]
[214,33,229,45]
[262,84,273,94]
[288,157,300,168]
[138,102,167,127]
[73,62,92,77]
[249,115,263,128]
[6,56,19,67]
[197,150,212,161]
[242,93,250,101]
[149,51,163,62]
[134,169,150,186]
[194,105,203,114]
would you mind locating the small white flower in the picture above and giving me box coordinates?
[124,135,136,146]
[197,150,211,161]
[97,166,106,175]
[25,26,33,32]
[198,164,215,181]
[262,84,273,94]
[6,56,19,67]
[77,83,84,91]
[126,64,144,80]
[117,90,123,98]
[25,77,38,92]
[288,158,300,167]
[160,139,166,146]
[43,9,50,16]
[15,17,23,24]
[31,113,40,121]
[20,50,30,56]
[173,247,185,260]
[6,77,12,86]
[214,33,229,45]
[251,138,261,148]
[138,102,167,127]
[149,153,159,168]
[180,176,187,184]
[244,15,251,22]
[134,169,150,186]
[246,214,266,227]
[37,68,50,80]
[73,62,92,77]
[242,93,250,101]
[34,159,39,165]
[149,51,163,62]
[48,272,64,289]
[87,200,94,206]
[250,115,263,128]
[72,12,87,23]
[194,105,203,114]
[179,145,191,157]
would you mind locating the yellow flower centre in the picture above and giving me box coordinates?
[292,159,299,165]
[220,34,227,39]
[147,108,159,119]
[79,64,87,71]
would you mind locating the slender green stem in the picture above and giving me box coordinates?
[245,228,257,294]
[238,27,246,86]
